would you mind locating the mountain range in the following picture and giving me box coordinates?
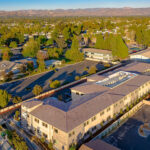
[0,7,150,17]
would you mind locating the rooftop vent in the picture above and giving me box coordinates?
[96,71,137,88]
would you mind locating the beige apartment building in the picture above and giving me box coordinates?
[82,48,113,62]
[21,62,150,150]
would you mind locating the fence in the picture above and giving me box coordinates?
[93,101,144,140]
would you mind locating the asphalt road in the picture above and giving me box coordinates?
[0,60,104,100]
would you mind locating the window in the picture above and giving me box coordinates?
[54,128,58,133]
[107,107,110,112]
[34,118,39,123]
[42,122,48,128]
[107,116,111,121]
[69,131,75,137]
[100,111,104,116]
[91,116,96,122]
[53,139,56,144]
[92,126,97,131]
[114,103,117,107]
[84,121,89,127]
[43,133,47,138]
[87,121,89,125]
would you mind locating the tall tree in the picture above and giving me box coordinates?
[37,51,46,72]
[32,85,43,96]
[22,39,40,57]
[0,90,11,108]
[65,37,84,62]
[95,34,105,49]
[2,47,12,60]
[112,36,129,60]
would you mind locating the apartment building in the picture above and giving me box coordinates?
[130,48,150,62]
[21,62,150,150]
[82,48,113,62]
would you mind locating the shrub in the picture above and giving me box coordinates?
[104,63,111,68]
[48,140,54,150]
[88,66,97,74]
[32,85,43,96]
[126,106,129,112]
[41,137,45,143]
[50,80,61,89]
[120,109,123,115]
[13,96,22,104]
[75,75,80,81]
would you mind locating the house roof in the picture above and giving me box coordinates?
[22,99,42,108]
[0,61,15,71]
[23,62,150,132]
[79,139,120,150]
[82,48,112,55]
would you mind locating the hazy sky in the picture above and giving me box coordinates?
[0,0,150,10]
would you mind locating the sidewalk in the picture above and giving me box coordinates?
[0,135,14,150]
[6,119,41,150]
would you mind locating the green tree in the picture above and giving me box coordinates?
[65,37,84,62]
[37,35,47,45]
[95,34,105,49]
[0,89,11,108]
[50,80,61,89]
[9,41,17,48]
[75,75,80,81]
[22,39,40,57]
[47,48,63,59]
[41,137,45,143]
[88,66,97,74]
[46,38,54,46]
[63,27,71,41]
[37,51,46,72]
[48,141,54,150]
[114,36,129,59]
[32,85,43,96]
[56,38,67,49]
[14,110,20,120]
[2,47,12,60]
[13,96,22,104]
[27,61,34,73]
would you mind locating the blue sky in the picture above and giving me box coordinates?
[0,0,150,10]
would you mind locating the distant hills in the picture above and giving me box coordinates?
[1,8,150,17]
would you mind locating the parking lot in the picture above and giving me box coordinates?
[0,60,104,100]
[104,105,150,150]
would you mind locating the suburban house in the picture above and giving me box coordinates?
[45,59,62,68]
[82,48,113,62]
[0,60,26,81]
[21,62,150,150]
[130,48,150,62]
